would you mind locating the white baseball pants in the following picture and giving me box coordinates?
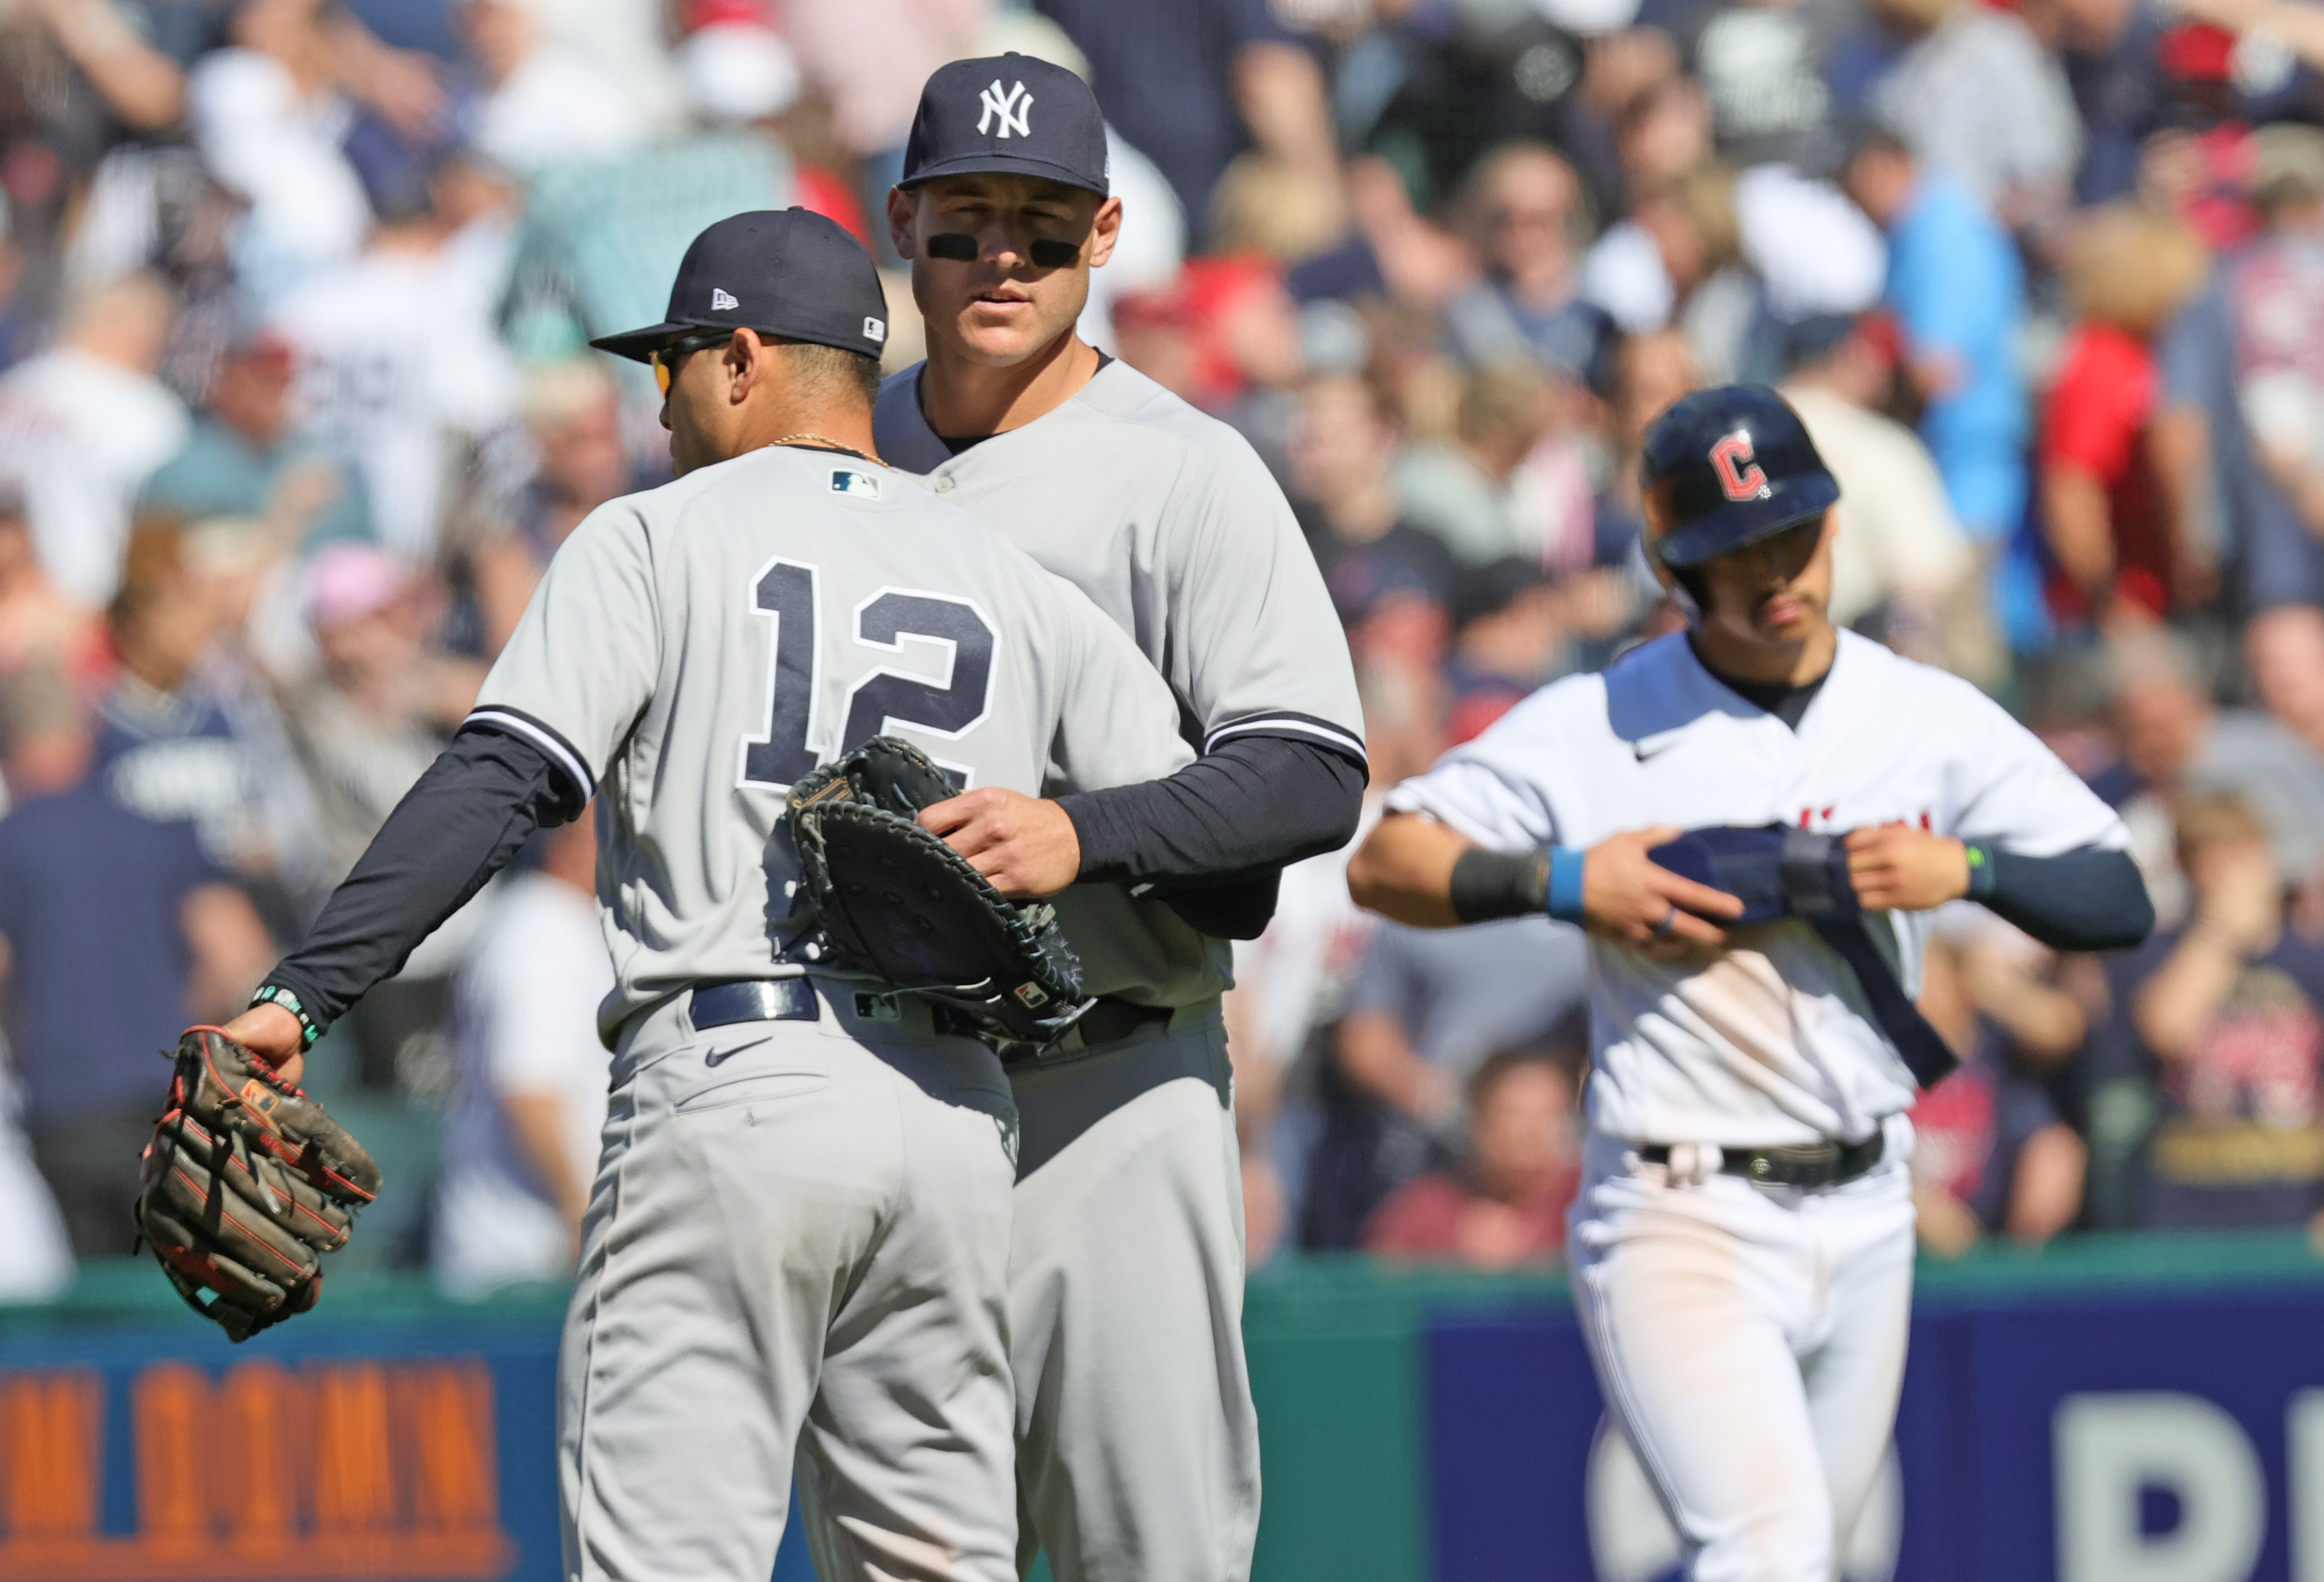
[558,987,1021,1582]
[1007,1004,1262,1582]
[1568,1122,1917,1582]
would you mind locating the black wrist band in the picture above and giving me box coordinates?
[249,984,322,1049]
[1450,848,1551,923]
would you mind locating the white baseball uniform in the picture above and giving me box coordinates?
[1387,629,2126,1581]
[469,443,1195,1582]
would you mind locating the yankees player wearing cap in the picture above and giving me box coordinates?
[216,209,1204,1582]
[1348,386,2155,1581]
[873,54,1367,1582]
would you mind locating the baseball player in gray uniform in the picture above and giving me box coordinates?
[873,56,1368,1582]
[218,211,1197,1582]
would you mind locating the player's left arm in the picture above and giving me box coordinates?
[1061,436,1368,895]
[219,504,656,1074]
[1847,688,2155,950]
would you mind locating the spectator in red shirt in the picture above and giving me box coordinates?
[2039,204,2211,627]
[1366,1049,1582,1270]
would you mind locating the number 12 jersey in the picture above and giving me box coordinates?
[469,444,1194,1041]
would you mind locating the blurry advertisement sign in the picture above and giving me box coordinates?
[0,1358,515,1580]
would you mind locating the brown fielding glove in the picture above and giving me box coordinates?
[135,1026,382,1342]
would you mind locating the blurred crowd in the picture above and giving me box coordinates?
[1,0,2324,1297]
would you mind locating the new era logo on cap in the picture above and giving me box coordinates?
[711,288,739,311]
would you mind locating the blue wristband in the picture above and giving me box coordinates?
[1546,847,1587,923]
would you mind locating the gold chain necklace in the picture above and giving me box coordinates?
[771,433,882,465]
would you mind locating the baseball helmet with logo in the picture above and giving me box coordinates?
[1640,385,1840,570]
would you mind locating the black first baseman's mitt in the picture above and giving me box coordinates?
[135,1026,382,1342]
[789,736,1090,1046]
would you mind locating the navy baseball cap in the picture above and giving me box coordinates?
[1641,385,1840,570]
[899,53,1109,197]
[590,209,890,364]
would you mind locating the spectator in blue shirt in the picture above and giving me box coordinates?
[1845,126,2042,646]
[0,669,273,1255]
[2155,124,2324,617]
[1440,143,1614,387]
[2128,792,2324,1233]
[140,327,374,551]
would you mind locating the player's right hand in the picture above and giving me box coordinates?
[1583,827,1744,958]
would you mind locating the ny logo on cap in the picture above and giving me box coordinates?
[1709,431,1771,502]
[711,288,739,311]
[977,80,1033,139]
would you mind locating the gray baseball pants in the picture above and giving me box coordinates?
[1007,1002,1262,1582]
[558,984,1021,1582]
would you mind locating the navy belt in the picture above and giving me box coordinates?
[691,978,818,1031]
[1641,1132,1885,1190]
[692,979,1171,1053]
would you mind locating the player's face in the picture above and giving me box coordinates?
[658,330,745,474]
[1676,509,1838,648]
[890,175,1123,366]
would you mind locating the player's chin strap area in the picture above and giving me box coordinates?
[1648,825,1960,1088]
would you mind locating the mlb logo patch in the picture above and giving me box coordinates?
[831,469,882,500]
[863,316,887,343]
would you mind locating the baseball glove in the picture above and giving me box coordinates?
[135,1026,382,1342]
[788,736,1090,1047]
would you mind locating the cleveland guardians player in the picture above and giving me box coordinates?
[1348,387,2155,1581]
[213,211,1198,1582]
[874,55,1367,1582]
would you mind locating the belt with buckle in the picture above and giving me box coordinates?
[690,978,819,1030]
[1640,1132,1886,1190]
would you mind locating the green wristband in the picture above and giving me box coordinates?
[1963,842,1997,900]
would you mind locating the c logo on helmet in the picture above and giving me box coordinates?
[1709,432,1771,502]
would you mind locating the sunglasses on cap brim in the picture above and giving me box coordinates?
[653,327,738,396]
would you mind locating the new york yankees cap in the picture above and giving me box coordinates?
[590,208,890,364]
[899,53,1109,197]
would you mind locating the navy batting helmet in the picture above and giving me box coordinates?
[1640,385,1839,570]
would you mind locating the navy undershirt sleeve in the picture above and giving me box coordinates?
[262,725,584,1033]
[1057,734,1367,940]
[1971,845,2155,953]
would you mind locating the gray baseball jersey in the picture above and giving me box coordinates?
[875,359,1366,1005]
[468,443,1194,1039]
